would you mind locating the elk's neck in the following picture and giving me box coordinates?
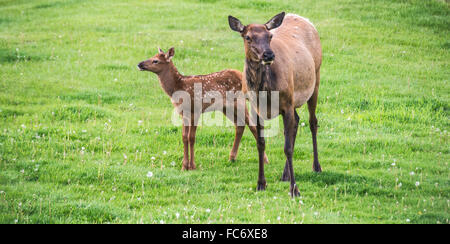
[156,63,182,96]
[245,59,275,92]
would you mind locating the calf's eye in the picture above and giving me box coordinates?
[152,60,159,64]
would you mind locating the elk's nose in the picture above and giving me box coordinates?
[263,50,275,61]
[137,62,144,70]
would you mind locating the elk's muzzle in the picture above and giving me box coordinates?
[262,50,275,65]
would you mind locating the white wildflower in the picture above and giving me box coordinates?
[146,171,153,178]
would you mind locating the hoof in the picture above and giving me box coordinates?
[229,156,236,163]
[257,181,267,191]
[189,163,196,170]
[182,161,189,171]
[290,184,300,197]
[313,162,322,173]
[182,162,196,171]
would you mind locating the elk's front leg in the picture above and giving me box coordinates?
[283,109,300,197]
[181,125,190,170]
[282,110,299,181]
[256,114,267,191]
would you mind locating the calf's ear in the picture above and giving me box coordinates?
[228,15,244,33]
[166,47,175,61]
[158,47,164,54]
[265,12,285,30]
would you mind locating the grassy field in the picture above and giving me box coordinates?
[0,0,448,224]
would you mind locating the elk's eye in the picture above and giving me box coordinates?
[152,60,159,64]
[245,36,251,41]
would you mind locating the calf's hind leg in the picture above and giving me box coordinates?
[245,108,269,164]
[181,124,190,171]
[229,125,244,162]
[225,105,268,163]
[224,105,245,162]
[188,125,197,170]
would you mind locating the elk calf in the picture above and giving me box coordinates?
[138,47,268,170]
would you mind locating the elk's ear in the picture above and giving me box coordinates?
[158,47,164,54]
[166,47,175,61]
[265,12,285,30]
[228,15,244,33]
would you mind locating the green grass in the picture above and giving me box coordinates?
[0,0,448,224]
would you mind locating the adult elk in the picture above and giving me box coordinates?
[138,47,268,170]
[228,12,322,197]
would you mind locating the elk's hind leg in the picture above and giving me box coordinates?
[308,73,322,172]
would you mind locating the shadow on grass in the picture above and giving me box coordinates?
[295,171,370,186]
[294,171,398,198]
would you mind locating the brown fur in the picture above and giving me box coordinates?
[138,48,268,170]
[229,12,322,197]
